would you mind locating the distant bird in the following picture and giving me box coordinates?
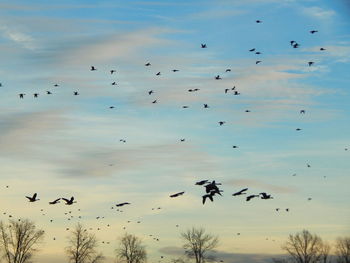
[320,48,326,51]
[152,100,157,104]
[292,43,300,48]
[215,75,222,80]
[148,90,154,95]
[219,121,226,126]
[256,20,262,23]
[256,61,262,64]
[202,192,214,204]
[156,72,161,76]
[33,93,39,98]
[172,69,179,72]
[145,62,151,66]
[225,88,229,94]
[276,208,280,211]
[180,139,185,142]
[62,197,76,205]
[46,91,52,95]
[225,69,231,72]
[170,191,185,198]
[201,44,207,48]
[73,91,79,95]
[116,202,130,207]
[195,180,208,185]
[296,128,302,131]
[245,110,251,113]
[109,106,115,109]
[232,188,248,196]
[260,192,273,199]
[246,195,259,201]
[232,145,238,148]
[110,70,116,74]
[286,208,289,212]
[307,163,311,168]
[49,198,61,205]
[249,48,256,52]
[182,106,189,108]
[308,61,314,66]
[26,193,39,202]
[233,91,240,95]
[111,82,117,85]
[91,66,97,71]
[307,198,312,201]
[300,110,305,114]
[255,52,261,55]
[310,30,318,34]
[54,84,59,87]
[19,93,25,98]
[204,104,209,108]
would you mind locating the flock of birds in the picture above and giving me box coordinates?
[1,18,344,262]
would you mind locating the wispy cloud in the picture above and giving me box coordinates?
[302,6,336,20]
[0,25,37,50]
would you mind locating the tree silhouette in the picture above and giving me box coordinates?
[181,227,219,263]
[115,233,147,263]
[0,219,44,263]
[66,223,104,263]
[335,237,350,263]
[282,229,327,263]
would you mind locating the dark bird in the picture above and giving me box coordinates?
[215,75,222,80]
[245,110,251,112]
[219,121,226,126]
[286,208,289,212]
[26,193,39,202]
[225,69,231,72]
[307,163,311,168]
[246,195,259,201]
[109,106,115,109]
[290,41,296,46]
[204,104,209,108]
[293,43,300,48]
[116,202,130,207]
[255,52,261,55]
[156,72,161,76]
[310,30,318,34]
[308,61,314,66]
[111,82,117,85]
[33,93,39,98]
[232,145,238,148]
[62,197,76,205]
[54,84,59,87]
[202,192,214,204]
[300,110,305,114]
[46,91,52,95]
[201,44,207,48]
[180,139,185,142]
[49,198,61,205]
[91,66,97,71]
[73,91,79,95]
[225,88,229,94]
[170,191,185,198]
[234,91,240,95]
[148,90,154,95]
[249,48,256,52]
[182,106,189,108]
[152,100,157,104]
[276,208,280,211]
[296,128,302,131]
[320,48,326,51]
[260,192,273,199]
[195,180,208,185]
[172,69,179,72]
[232,188,248,196]
[145,62,151,66]
[110,70,116,74]
[256,61,262,64]
[19,93,25,98]
[256,20,262,23]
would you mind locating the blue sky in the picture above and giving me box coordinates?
[0,0,349,262]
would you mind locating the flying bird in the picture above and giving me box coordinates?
[201,44,207,48]
[170,192,185,198]
[156,72,161,76]
[308,61,314,66]
[215,75,222,80]
[116,202,130,207]
[26,193,39,202]
[260,192,273,199]
[310,30,318,34]
[246,195,259,201]
[19,93,25,98]
[91,66,97,71]
[232,188,248,196]
[195,180,208,185]
[256,20,262,23]
[145,62,151,66]
[110,70,116,74]
[49,198,61,205]
[62,197,76,205]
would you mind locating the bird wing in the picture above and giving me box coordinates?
[62,198,70,203]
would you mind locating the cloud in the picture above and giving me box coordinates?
[0,25,37,50]
[302,6,336,19]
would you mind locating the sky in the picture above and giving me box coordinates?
[0,0,349,262]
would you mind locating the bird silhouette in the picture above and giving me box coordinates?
[310,30,318,34]
[110,70,116,74]
[170,191,185,198]
[219,121,226,126]
[19,93,25,98]
[225,69,231,72]
[91,66,97,71]
[49,198,61,205]
[73,91,79,95]
[156,72,161,76]
[232,188,248,196]
[256,20,262,23]
[145,62,151,66]
[116,202,130,207]
[26,193,39,202]
[202,192,214,204]
[33,93,39,98]
[215,75,222,80]
[46,91,52,95]
[260,192,273,199]
[300,110,305,114]
[195,180,208,185]
[201,44,207,48]
[308,62,314,66]
[172,69,179,72]
[204,104,209,108]
[62,197,76,205]
[320,48,326,51]
[256,61,262,64]
[152,100,157,104]
[148,90,154,95]
[249,48,256,52]
[246,195,259,201]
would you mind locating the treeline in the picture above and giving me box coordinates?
[0,219,349,263]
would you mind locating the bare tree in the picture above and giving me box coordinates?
[320,242,331,263]
[0,219,45,263]
[66,223,104,263]
[115,233,147,263]
[335,237,350,263]
[282,229,326,263]
[181,227,219,263]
